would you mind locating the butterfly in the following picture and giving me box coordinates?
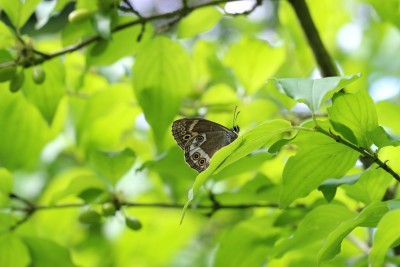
[171,116,240,172]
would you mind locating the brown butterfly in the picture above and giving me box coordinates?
[172,116,239,172]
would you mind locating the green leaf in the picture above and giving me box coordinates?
[0,0,41,28]
[277,74,360,112]
[0,234,31,267]
[214,216,280,267]
[273,204,355,258]
[280,122,359,207]
[224,37,285,93]
[212,151,274,180]
[87,17,154,65]
[0,22,15,49]
[74,83,136,151]
[368,126,400,148]
[342,166,393,204]
[51,168,107,203]
[178,7,223,38]
[192,40,235,88]
[0,168,12,194]
[133,36,192,149]
[318,175,360,202]
[181,119,292,222]
[0,168,12,205]
[0,212,18,230]
[318,201,389,263]
[0,89,49,170]
[369,209,400,267]
[201,83,239,105]
[328,90,378,147]
[376,101,400,133]
[61,19,93,47]
[365,0,400,29]
[89,148,136,185]
[22,236,77,267]
[143,146,197,199]
[22,60,65,124]
[216,173,278,204]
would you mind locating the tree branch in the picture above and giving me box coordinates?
[287,0,339,77]
[0,0,259,69]
[314,126,400,182]
[1,192,283,234]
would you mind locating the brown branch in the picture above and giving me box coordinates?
[0,0,257,69]
[287,0,339,77]
[2,192,281,233]
[315,126,400,183]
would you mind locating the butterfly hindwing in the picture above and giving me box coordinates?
[183,132,230,172]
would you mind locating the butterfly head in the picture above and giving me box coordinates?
[232,107,240,134]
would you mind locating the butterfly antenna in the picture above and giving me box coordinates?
[232,106,240,127]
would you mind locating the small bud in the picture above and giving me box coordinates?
[79,209,101,224]
[68,9,93,24]
[102,203,116,217]
[32,66,46,84]
[9,69,24,93]
[125,216,142,231]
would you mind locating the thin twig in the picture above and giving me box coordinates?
[314,126,400,182]
[0,0,251,69]
[122,0,143,18]
[1,192,282,234]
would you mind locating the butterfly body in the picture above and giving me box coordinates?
[172,118,239,172]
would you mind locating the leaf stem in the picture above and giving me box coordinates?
[315,126,400,182]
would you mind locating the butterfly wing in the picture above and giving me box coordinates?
[183,131,231,172]
[172,118,239,172]
[171,118,233,149]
